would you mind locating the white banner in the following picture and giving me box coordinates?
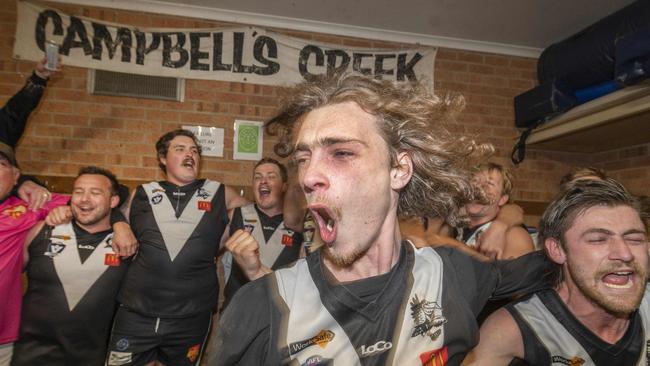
[13,2,436,88]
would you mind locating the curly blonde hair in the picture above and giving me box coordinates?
[266,74,492,226]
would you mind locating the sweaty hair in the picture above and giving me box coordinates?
[155,129,202,173]
[254,157,288,182]
[474,162,513,199]
[559,166,607,189]
[538,178,644,288]
[77,166,120,195]
[266,73,492,226]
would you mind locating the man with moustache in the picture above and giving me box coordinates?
[12,167,127,366]
[209,74,550,365]
[459,163,534,259]
[106,129,248,366]
[465,179,650,365]
[221,158,302,308]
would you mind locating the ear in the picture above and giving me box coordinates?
[282,182,288,193]
[159,156,167,168]
[390,151,413,190]
[12,168,20,185]
[497,194,509,207]
[109,194,120,209]
[544,238,566,265]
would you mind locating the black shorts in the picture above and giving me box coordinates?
[106,306,211,366]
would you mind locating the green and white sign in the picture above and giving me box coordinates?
[234,120,263,160]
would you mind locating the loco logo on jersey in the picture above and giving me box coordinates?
[419,346,448,366]
[3,203,26,219]
[301,354,333,366]
[551,355,585,365]
[151,194,163,205]
[289,330,335,355]
[410,294,447,341]
[358,340,392,358]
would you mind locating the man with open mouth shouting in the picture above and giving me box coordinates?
[106,129,248,366]
[466,179,650,366]
[209,74,550,366]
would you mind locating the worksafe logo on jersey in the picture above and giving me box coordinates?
[151,193,163,205]
[357,340,392,358]
[186,343,201,363]
[410,294,447,341]
[419,346,448,366]
[551,355,585,365]
[289,330,335,355]
[3,203,26,219]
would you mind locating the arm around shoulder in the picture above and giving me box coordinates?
[502,226,535,259]
[463,308,524,365]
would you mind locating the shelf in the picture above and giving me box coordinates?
[527,81,650,153]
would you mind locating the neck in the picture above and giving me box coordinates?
[257,202,283,217]
[557,283,631,344]
[74,218,111,234]
[468,215,492,228]
[166,177,196,187]
[323,212,402,283]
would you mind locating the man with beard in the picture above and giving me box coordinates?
[208,74,550,365]
[12,166,127,366]
[106,129,248,366]
[458,163,534,259]
[465,178,650,365]
[221,158,302,308]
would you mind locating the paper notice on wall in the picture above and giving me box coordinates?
[182,125,224,157]
[233,120,263,161]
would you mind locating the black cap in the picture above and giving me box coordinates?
[0,142,17,167]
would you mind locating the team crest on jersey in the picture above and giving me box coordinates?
[419,346,448,366]
[44,241,66,257]
[198,201,212,211]
[115,338,129,351]
[289,330,335,355]
[151,193,163,205]
[186,343,201,362]
[551,355,585,365]
[196,187,210,199]
[301,354,333,366]
[410,294,447,341]
[3,203,26,219]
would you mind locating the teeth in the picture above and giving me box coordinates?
[604,280,633,289]
[326,219,333,232]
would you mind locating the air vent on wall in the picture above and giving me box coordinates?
[88,69,184,102]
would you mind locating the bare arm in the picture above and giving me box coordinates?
[463,308,524,365]
[477,203,525,259]
[404,233,490,262]
[502,226,535,260]
[224,185,250,211]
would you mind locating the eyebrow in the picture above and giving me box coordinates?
[581,228,648,236]
[294,137,368,152]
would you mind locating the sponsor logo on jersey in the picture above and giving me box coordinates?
[289,330,335,355]
[3,203,26,219]
[244,218,258,223]
[115,338,129,351]
[281,234,294,246]
[301,355,333,366]
[198,201,212,211]
[186,343,201,363]
[105,253,121,266]
[358,340,392,358]
[151,193,163,205]
[153,188,165,193]
[551,355,585,365]
[410,294,447,341]
[172,191,186,196]
[77,244,96,250]
[419,346,448,366]
[196,187,210,199]
[107,351,132,365]
[44,242,66,257]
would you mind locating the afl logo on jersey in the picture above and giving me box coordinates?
[44,242,66,257]
[301,355,333,366]
[151,194,163,205]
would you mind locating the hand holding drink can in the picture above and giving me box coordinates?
[45,40,59,71]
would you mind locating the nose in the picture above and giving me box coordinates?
[609,236,634,262]
[300,156,329,194]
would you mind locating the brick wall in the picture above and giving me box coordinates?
[1,0,647,226]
